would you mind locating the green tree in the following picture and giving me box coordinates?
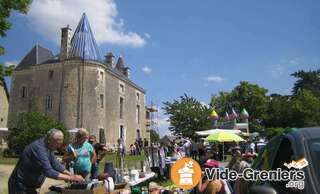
[265,127,284,139]
[0,0,32,55]
[264,94,292,128]
[163,94,212,138]
[231,81,268,120]
[290,89,320,127]
[291,69,320,97]
[210,81,268,132]
[8,112,68,155]
[210,91,234,114]
[0,63,15,86]
[150,130,160,143]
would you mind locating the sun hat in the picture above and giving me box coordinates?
[149,182,162,191]
[203,159,219,168]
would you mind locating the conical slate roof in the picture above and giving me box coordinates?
[69,13,102,61]
[115,56,125,72]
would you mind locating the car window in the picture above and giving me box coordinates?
[309,138,320,181]
[252,135,283,171]
[271,138,303,194]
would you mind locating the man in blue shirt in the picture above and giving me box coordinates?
[8,129,84,194]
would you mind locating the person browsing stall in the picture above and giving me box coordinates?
[88,135,107,179]
[63,128,96,180]
[198,160,225,194]
[8,129,84,194]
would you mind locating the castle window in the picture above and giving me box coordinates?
[100,71,104,79]
[120,97,124,119]
[100,94,104,108]
[21,86,28,98]
[119,84,124,93]
[99,128,106,144]
[136,92,140,101]
[136,105,140,124]
[119,125,125,139]
[46,95,53,110]
[137,129,141,139]
[100,71,104,82]
[49,70,54,80]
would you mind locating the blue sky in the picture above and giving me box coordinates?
[1,0,319,136]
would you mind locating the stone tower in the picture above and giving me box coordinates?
[60,25,72,61]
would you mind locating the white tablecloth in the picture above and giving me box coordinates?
[124,172,156,186]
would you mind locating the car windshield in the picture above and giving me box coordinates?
[309,138,320,181]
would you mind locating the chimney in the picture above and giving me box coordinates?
[60,25,72,61]
[104,52,114,67]
[124,67,131,78]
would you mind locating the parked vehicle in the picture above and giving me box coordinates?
[245,127,320,194]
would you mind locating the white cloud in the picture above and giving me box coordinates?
[157,117,170,128]
[289,58,299,65]
[200,101,210,108]
[144,33,151,39]
[271,65,285,77]
[157,117,171,137]
[154,108,171,137]
[4,60,18,67]
[25,0,146,47]
[205,76,225,83]
[142,66,152,74]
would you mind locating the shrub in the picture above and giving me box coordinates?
[8,112,68,155]
[265,127,284,140]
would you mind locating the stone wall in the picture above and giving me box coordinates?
[8,59,148,148]
[0,84,8,128]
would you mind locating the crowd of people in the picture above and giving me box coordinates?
[129,138,149,155]
[7,128,110,194]
[7,126,260,194]
[195,141,257,194]
[149,137,259,194]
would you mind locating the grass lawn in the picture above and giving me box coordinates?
[98,152,146,172]
[0,151,18,165]
[0,150,146,168]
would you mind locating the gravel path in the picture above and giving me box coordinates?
[0,164,64,194]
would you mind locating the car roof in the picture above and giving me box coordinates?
[289,127,320,140]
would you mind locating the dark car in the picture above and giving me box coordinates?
[245,127,320,194]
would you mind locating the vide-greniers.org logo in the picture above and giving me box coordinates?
[205,168,305,182]
[205,168,305,190]
[171,158,308,190]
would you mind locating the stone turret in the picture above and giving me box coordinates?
[60,25,72,61]
[104,52,114,67]
[124,67,130,78]
[115,56,125,73]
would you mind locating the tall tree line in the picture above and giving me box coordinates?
[163,69,320,138]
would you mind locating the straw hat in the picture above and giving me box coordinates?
[149,182,162,191]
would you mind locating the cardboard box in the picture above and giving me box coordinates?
[62,186,105,194]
